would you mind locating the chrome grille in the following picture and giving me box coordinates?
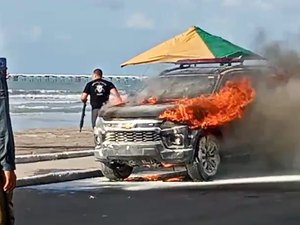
[105,131,161,142]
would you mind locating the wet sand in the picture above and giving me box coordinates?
[14,127,95,155]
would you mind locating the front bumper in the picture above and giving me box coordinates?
[94,118,195,165]
[95,141,194,164]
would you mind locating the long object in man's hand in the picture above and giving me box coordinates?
[79,102,87,132]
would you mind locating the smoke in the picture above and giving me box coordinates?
[230,33,300,171]
[126,73,217,105]
[134,31,300,172]
[253,29,300,76]
[116,29,300,173]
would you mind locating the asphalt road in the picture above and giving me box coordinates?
[14,178,300,225]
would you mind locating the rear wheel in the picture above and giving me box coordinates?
[100,162,133,180]
[186,135,221,181]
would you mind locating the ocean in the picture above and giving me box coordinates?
[7,74,143,131]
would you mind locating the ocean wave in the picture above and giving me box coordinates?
[8,87,128,115]
[9,94,81,100]
[10,111,84,116]
[11,105,89,114]
[8,89,79,95]
[51,105,82,110]
[10,100,81,105]
[8,88,127,95]
[14,104,83,110]
[16,105,50,109]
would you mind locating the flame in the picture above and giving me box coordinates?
[125,175,161,182]
[159,77,256,128]
[143,97,179,105]
[164,176,185,182]
[161,162,175,168]
[143,96,158,104]
[125,175,185,182]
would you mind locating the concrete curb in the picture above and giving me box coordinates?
[16,150,95,164]
[17,169,186,188]
[17,169,103,187]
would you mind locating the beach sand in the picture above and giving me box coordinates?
[15,127,94,155]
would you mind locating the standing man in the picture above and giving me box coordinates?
[81,68,122,128]
[0,58,16,225]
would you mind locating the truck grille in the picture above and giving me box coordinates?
[105,131,161,142]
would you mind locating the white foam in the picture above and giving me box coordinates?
[10,100,80,105]
[9,94,80,100]
[16,105,50,109]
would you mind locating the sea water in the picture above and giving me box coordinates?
[7,74,143,131]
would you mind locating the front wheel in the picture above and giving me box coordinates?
[100,162,133,180]
[186,135,221,181]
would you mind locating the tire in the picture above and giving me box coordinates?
[100,162,133,180]
[186,135,221,181]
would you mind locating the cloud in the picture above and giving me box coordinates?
[0,25,5,51]
[222,0,272,11]
[222,0,241,6]
[89,0,124,10]
[126,13,155,30]
[29,25,43,42]
[253,0,273,11]
[54,33,72,41]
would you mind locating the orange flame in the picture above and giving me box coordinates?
[125,175,161,182]
[164,176,185,182]
[125,175,185,182]
[161,162,175,168]
[159,77,256,128]
[143,96,158,104]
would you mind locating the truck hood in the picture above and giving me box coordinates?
[99,104,175,119]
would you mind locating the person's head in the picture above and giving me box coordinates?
[92,68,103,80]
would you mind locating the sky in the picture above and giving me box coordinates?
[0,0,299,75]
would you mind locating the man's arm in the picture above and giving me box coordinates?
[81,83,90,103]
[81,92,88,103]
[110,88,123,105]
[0,75,16,192]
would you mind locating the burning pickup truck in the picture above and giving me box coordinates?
[94,61,284,181]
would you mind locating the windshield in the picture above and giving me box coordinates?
[138,75,218,101]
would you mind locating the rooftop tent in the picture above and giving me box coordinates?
[121,26,262,67]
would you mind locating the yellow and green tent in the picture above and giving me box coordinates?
[121,26,261,67]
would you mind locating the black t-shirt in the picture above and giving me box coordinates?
[83,78,115,109]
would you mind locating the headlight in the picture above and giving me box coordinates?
[94,134,103,146]
[161,125,189,149]
[95,117,106,133]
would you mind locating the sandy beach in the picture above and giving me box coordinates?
[14,127,95,155]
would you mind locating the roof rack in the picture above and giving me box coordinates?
[159,58,242,76]
[176,57,245,65]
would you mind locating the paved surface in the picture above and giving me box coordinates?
[27,175,300,191]
[14,178,300,225]
[15,152,298,180]
[16,156,99,178]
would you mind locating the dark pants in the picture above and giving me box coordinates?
[91,108,100,128]
[0,174,14,225]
